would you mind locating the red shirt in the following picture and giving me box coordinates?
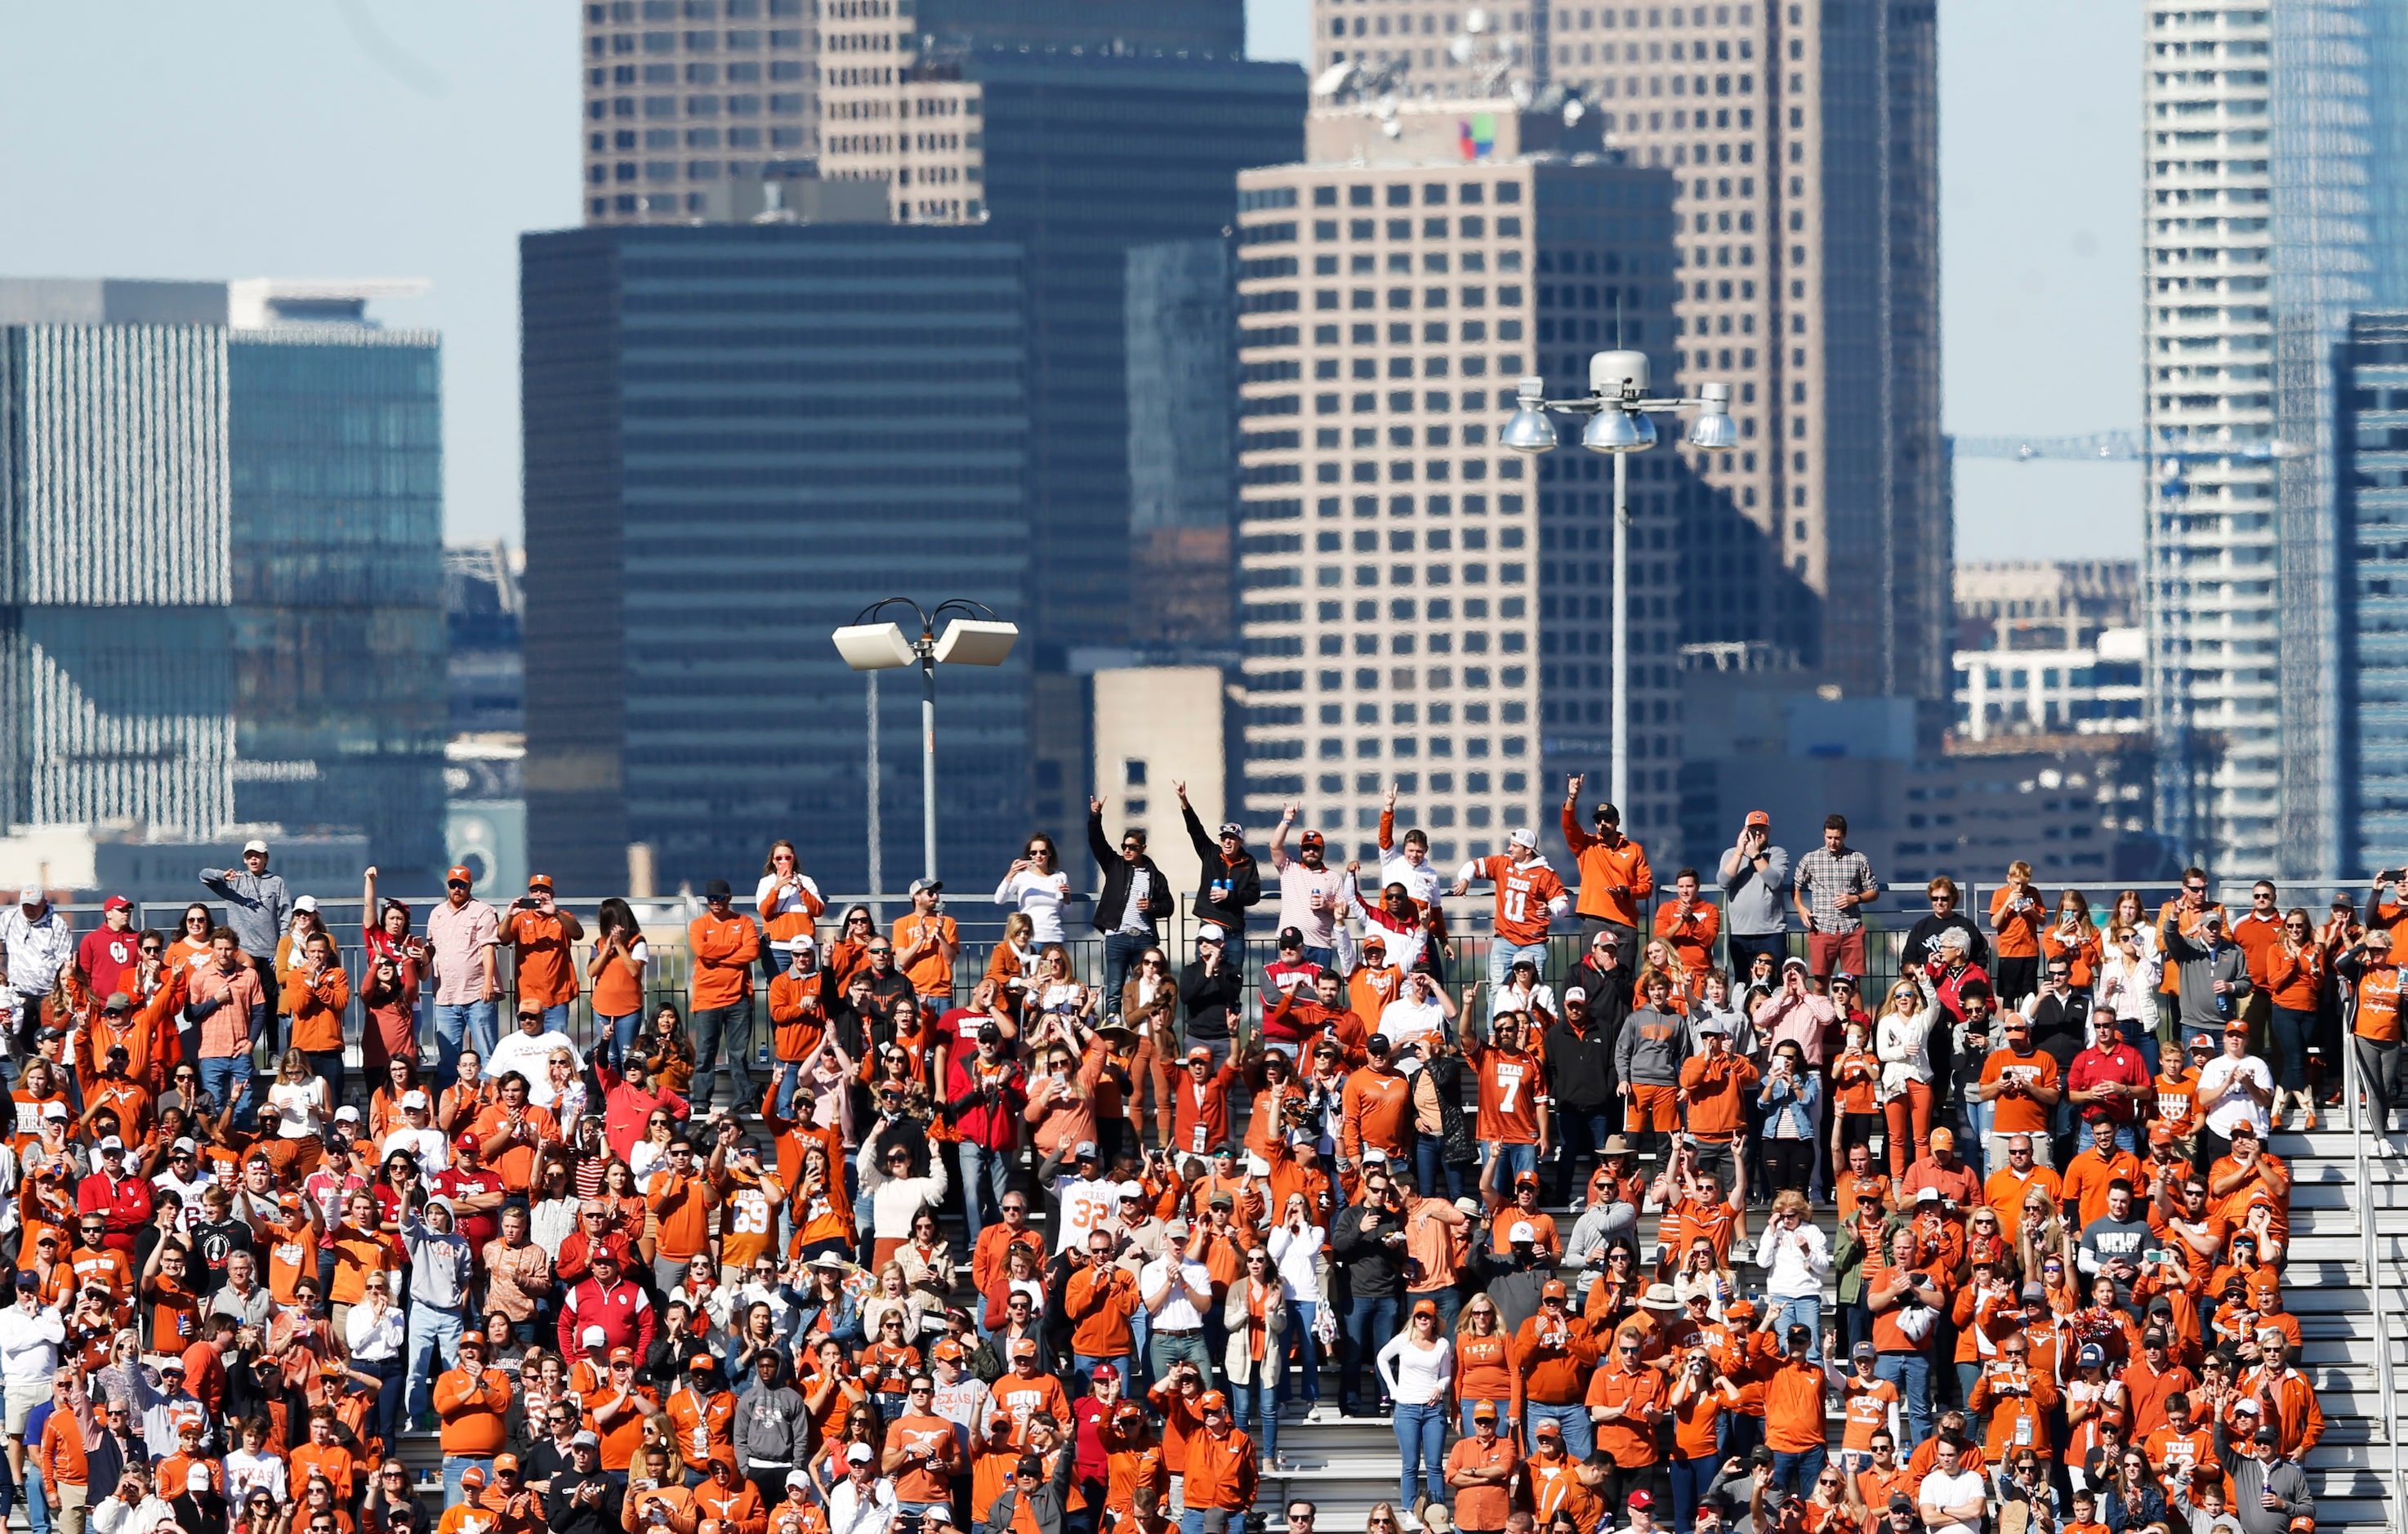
[2067,1043,2152,1126]
[78,926,140,1002]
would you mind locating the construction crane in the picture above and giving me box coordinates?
[1946,431,2295,497]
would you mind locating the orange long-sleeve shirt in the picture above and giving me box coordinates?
[283,966,353,1055]
[35,1406,87,1490]
[647,1169,718,1261]
[1339,1066,1412,1162]
[1509,1314,1599,1405]
[1679,1051,1761,1139]
[1969,1365,2062,1460]
[689,912,761,1010]
[435,1364,514,1456]
[1180,1422,1259,1512]
[1562,808,1655,928]
[1652,900,1721,992]
[1064,1266,1140,1358]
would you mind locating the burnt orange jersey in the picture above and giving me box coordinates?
[1474,1045,1546,1144]
[1468,855,1568,947]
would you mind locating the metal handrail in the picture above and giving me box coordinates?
[2343,1011,2406,1533]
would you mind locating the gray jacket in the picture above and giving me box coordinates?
[1221,1275,1290,1388]
[1719,841,1791,938]
[198,865,292,957]
[2224,1445,2312,1534]
[2161,919,2253,1031]
[735,1358,809,1470]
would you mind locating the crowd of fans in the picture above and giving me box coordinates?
[0,787,2385,1534]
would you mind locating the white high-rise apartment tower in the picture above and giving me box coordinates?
[2142,7,2277,872]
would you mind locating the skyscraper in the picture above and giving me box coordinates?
[2139,3,2408,877]
[580,0,817,225]
[2328,311,2408,873]
[1233,101,1684,860]
[0,279,448,876]
[1311,0,1946,699]
[520,223,1032,893]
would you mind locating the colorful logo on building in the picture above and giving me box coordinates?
[1460,113,1496,161]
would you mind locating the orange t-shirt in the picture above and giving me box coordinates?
[717,1170,785,1270]
[502,910,582,1008]
[667,1385,738,1469]
[1584,1361,1668,1464]
[887,1414,961,1504]
[894,913,959,999]
[1840,1373,1901,1450]
[2228,910,2284,988]
[1763,1358,1827,1452]
[2041,923,2103,989]
[591,943,647,1019]
[2153,1070,2200,1137]
[1980,1047,2060,1135]
[1989,885,2047,959]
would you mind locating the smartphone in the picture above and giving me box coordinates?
[2142,1249,2166,1266]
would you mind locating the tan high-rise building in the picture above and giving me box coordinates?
[580,0,818,225]
[1233,103,1686,860]
[1313,0,1945,698]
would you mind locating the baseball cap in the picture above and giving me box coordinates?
[2077,1344,2105,1368]
[1073,1141,1098,1161]
[1473,1399,1499,1420]
[1197,1390,1229,1412]
[494,1454,520,1473]
[292,894,319,914]
[99,1137,124,1153]
[1541,1278,1568,1300]
[1196,922,1226,943]
[909,877,943,895]
[39,1102,66,1121]
[1781,954,1808,973]
[1411,1298,1439,1319]
[1298,829,1324,848]
[1915,1186,1941,1204]
[1509,1220,1538,1244]
[1010,1339,1039,1358]
[334,1105,360,1122]
[1929,1127,1956,1151]
[610,1346,635,1363]
[188,1465,213,1491]
[445,864,473,885]
[847,1445,875,1465]
[1745,810,1771,828]
[1629,1492,1654,1511]
[243,838,271,855]
[1563,984,1588,1003]
[689,1355,717,1372]
[583,1326,609,1347]
[460,1467,487,1491]
[12,1274,35,1291]
[1507,827,1536,849]
[706,878,734,899]
[1090,1363,1120,1382]
[1534,1416,1563,1437]
[786,1469,814,1489]
[103,894,132,912]
[1278,925,1305,947]
[401,1090,430,1110]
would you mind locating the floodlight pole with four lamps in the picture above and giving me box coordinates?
[832,598,1019,885]
[1501,350,1737,814]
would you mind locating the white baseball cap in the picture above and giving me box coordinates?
[1508,827,1536,849]
[1508,1220,1538,1243]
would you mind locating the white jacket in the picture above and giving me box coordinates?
[0,1299,63,1386]
[90,1492,179,1534]
[1752,1220,1832,1300]
[1877,1001,1939,1095]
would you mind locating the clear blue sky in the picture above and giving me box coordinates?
[1,0,2139,560]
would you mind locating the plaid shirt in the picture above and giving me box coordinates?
[1792,845,1878,934]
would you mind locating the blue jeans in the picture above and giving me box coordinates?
[442,1454,493,1509]
[533,1001,569,1031]
[1670,1455,1719,1534]
[21,1460,44,1534]
[435,999,497,1083]
[1415,1135,1467,1200]
[198,1053,256,1123]
[689,1002,753,1113]
[1073,1354,1132,1395]
[1394,1401,1446,1508]
[598,1010,642,1066]
[407,1301,466,1419]
[2272,1006,2313,1091]
[1286,1302,1321,1403]
[957,1142,1012,1248]
[1341,1294,1399,1410]
[1102,933,1154,1014]
[1488,1140,1539,1187]
[1301,945,1336,971]
[1771,1444,1825,1499]
[1874,1351,1932,1451]
[1235,1374,1279,1463]
[1488,939,1550,988]
[363,1352,405,1450]
[1771,1294,1822,1362]
[1180,1514,1247,1534]
[1525,1400,1593,1463]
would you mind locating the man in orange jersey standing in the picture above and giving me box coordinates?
[1468,1010,1550,1193]
[1586,1324,1670,1509]
[1513,1278,1599,1461]
[1561,775,1653,954]
[1177,1392,1259,1534]
[1451,827,1572,989]
[687,879,761,1115]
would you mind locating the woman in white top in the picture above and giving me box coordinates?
[1029,945,1093,1045]
[1875,974,1940,1179]
[344,1271,408,1447]
[1751,1189,1831,1349]
[1265,1193,1327,1410]
[2094,923,2162,1033]
[1376,970,1458,1059]
[993,833,1071,943]
[756,841,824,973]
[1377,1299,1455,1518]
[543,1048,589,1123]
[266,1049,329,1140]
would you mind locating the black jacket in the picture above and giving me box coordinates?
[1179,957,1245,1042]
[1090,810,1177,936]
[1181,803,1264,935]
[1545,1013,1619,1111]
[1573,957,1636,1040]
[1331,1197,1407,1298]
[546,1469,627,1534]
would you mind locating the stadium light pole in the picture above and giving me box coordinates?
[833,599,1019,885]
[1501,350,1737,812]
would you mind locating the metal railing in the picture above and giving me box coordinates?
[2346,1030,2408,1532]
[27,873,2390,1067]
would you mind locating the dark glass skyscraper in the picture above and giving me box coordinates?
[520,223,1032,894]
